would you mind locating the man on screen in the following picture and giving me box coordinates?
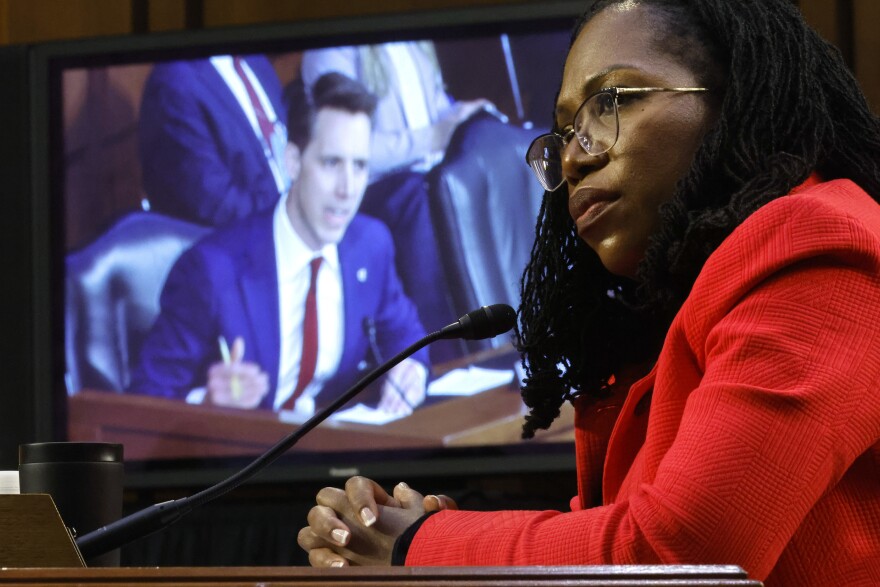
[300,43,495,362]
[129,72,429,417]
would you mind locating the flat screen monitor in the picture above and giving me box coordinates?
[16,2,583,487]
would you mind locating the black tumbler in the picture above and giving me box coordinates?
[18,442,123,567]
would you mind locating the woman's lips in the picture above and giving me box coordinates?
[569,188,617,233]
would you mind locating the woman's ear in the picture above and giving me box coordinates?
[285,142,301,184]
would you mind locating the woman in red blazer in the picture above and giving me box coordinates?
[297,0,880,584]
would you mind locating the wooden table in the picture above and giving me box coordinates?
[68,383,574,461]
[0,565,762,586]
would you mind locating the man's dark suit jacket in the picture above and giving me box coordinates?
[129,209,430,410]
[139,56,285,226]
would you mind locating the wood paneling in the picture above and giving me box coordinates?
[853,0,880,113]
[798,0,840,46]
[2,0,131,44]
[200,0,533,28]
[0,1,9,45]
[147,0,187,32]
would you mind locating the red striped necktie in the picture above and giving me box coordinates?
[282,256,323,411]
[231,56,275,151]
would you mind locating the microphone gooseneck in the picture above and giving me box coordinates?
[438,304,516,340]
[75,303,516,559]
[363,316,384,364]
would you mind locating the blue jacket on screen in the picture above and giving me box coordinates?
[138,56,285,226]
[129,210,429,410]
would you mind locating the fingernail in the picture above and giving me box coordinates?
[427,495,444,510]
[360,507,376,527]
[330,560,345,568]
[397,481,409,490]
[331,528,349,545]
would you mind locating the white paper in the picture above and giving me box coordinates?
[278,406,316,425]
[329,403,408,425]
[185,387,207,405]
[427,366,515,396]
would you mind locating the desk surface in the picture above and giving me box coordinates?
[68,381,574,461]
[0,565,762,586]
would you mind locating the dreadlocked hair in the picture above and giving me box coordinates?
[517,0,880,439]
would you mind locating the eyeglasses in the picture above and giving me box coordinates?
[525,86,709,192]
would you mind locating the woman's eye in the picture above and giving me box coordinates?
[595,93,616,116]
[615,92,643,107]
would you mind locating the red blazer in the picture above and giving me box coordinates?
[406,177,880,586]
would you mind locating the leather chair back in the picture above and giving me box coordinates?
[65,211,209,393]
[428,112,545,350]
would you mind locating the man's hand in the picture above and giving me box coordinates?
[205,336,269,408]
[377,359,427,415]
[430,98,495,152]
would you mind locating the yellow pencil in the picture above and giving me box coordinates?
[218,335,243,401]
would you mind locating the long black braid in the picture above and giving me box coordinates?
[517,0,880,438]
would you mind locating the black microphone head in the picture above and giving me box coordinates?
[439,304,516,340]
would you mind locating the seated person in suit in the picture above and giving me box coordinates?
[300,43,496,361]
[139,55,289,227]
[129,72,429,417]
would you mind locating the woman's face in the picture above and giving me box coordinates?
[558,3,719,279]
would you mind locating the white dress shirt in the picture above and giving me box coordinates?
[272,194,344,414]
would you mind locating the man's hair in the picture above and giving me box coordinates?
[516,0,880,438]
[286,72,378,151]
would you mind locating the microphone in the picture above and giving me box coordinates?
[363,316,383,364]
[75,303,516,559]
[438,303,516,340]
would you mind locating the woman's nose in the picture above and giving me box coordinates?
[561,135,605,186]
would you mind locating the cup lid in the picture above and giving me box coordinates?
[19,442,123,465]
